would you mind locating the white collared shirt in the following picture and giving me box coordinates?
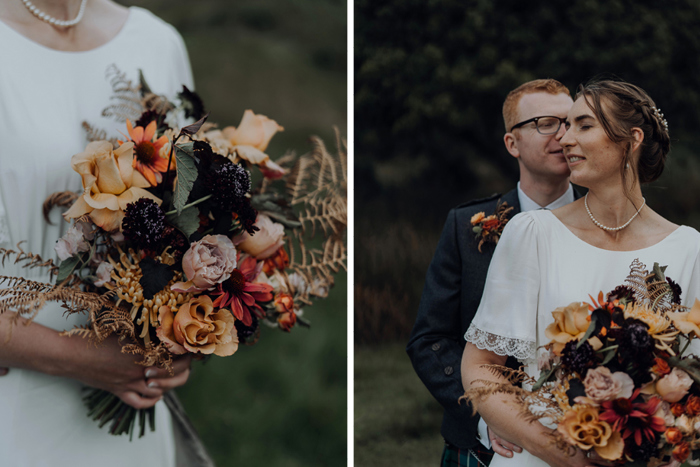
[517,181,574,212]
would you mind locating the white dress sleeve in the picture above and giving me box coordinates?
[464,212,541,363]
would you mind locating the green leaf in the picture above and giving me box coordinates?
[174,142,198,215]
[296,316,312,328]
[138,257,175,300]
[472,226,482,234]
[166,205,200,239]
[532,363,558,391]
[138,69,152,95]
[576,314,597,349]
[601,348,616,366]
[56,255,80,283]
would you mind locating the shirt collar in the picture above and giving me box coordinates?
[517,182,574,212]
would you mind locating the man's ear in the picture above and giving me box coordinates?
[504,132,520,159]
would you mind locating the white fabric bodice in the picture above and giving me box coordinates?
[465,210,700,466]
[0,7,193,465]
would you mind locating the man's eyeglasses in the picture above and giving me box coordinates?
[510,116,567,135]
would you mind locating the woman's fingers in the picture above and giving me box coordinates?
[143,355,192,379]
[117,391,161,410]
[146,366,190,391]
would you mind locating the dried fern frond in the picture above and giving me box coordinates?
[101,64,143,122]
[42,191,79,224]
[284,131,347,291]
[0,244,58,276]
[81,121,108,143]
[122,342,173,374]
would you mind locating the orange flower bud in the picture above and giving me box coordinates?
[481,218,500,231]
[686,395,700,416]
[262,247,290,275]
[672,442,690,462]
[277,308,297,332]
[671,403,685,418]
[666,427,684,445]
[653,357,671,376]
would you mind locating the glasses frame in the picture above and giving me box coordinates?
[509,116,567,135]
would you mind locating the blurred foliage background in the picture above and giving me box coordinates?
[117,1,347,466]
[355,0,700,465]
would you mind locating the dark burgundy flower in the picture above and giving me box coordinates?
[122,198,165,249]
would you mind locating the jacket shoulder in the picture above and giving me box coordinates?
[453,193,502,213]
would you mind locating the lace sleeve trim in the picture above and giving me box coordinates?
[464,323,536,363]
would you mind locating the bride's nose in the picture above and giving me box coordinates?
[558,125,573,147]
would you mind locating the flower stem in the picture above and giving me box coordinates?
[164,194,212,215]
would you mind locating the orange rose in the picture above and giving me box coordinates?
[470,212,485,225]
[157,296,238,356]
[673,442,690,462]
[481,215,500,231]
[545,302,591,355]
[665,427,683,445]
[64,141,161,231]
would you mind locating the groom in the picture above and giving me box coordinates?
[406,79,577,466]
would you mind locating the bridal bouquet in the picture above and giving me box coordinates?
[0,69,346,439]
[465,260,700,466]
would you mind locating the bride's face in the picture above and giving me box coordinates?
[560,96,626,188]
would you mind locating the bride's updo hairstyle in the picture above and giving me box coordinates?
[576,79,670,194]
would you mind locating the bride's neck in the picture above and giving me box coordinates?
[585,184,645,226]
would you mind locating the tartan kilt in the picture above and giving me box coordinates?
[441,443,494,467]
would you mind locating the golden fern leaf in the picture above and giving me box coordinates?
[42,191,79,224]
[60,324,96,340]
[81,121,108,143]
[0,245,58,276]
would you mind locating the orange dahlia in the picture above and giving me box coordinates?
[122,120,171,186]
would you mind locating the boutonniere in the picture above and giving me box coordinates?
[470,201,514,253]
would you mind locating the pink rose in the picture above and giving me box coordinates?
[657,368,694,403]
[236,214,285,259]
[583,367,634,404]
[171,235,237,293]
[93,261,114,287]
[55,225,91,260]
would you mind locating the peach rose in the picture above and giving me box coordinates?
[545,302,590,355]
[666,427,684,444]
[687,395,700,416]
[656,368,693,403]
[64,141,161,232]
[171,235,237,293]
[583,367,634,404]
[236,214,285,259]
[557,406,624,461]
[221,110,286,178]
[670,299,700,337]
[156,297,238,356]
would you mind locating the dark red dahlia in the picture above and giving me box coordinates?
[599,391,665,447]
[122,198,166,249]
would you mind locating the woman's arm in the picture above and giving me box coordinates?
[0,312,190,408]
[461,342,600,467]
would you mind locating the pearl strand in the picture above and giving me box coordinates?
[584,192,646,232]
[21,0,87,28]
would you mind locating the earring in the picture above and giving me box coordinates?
[626,162,630,169]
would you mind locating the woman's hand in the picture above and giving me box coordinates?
[143,355,192,392]
[489,426,522,458]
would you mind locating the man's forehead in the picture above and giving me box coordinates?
[517,92,573,120]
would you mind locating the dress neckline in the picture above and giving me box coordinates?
[0,6,133,56]
[540,209,685,253]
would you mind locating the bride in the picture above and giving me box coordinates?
[461,79,696,467]
[0,0,194,464]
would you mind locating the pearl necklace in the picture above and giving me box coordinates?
[21,0,87,28]
[584,192,646,232]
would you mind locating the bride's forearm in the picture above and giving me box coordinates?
[0,312,82,377]
[461,343,559,460]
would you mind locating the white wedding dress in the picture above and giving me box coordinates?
[465,210,700,467]
[0,7,193,466]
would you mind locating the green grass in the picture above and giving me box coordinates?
[355,343,446,467]
[177,272,346,467]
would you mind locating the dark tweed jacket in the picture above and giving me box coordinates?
[407,187,581,449]
[406,189,521,449]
